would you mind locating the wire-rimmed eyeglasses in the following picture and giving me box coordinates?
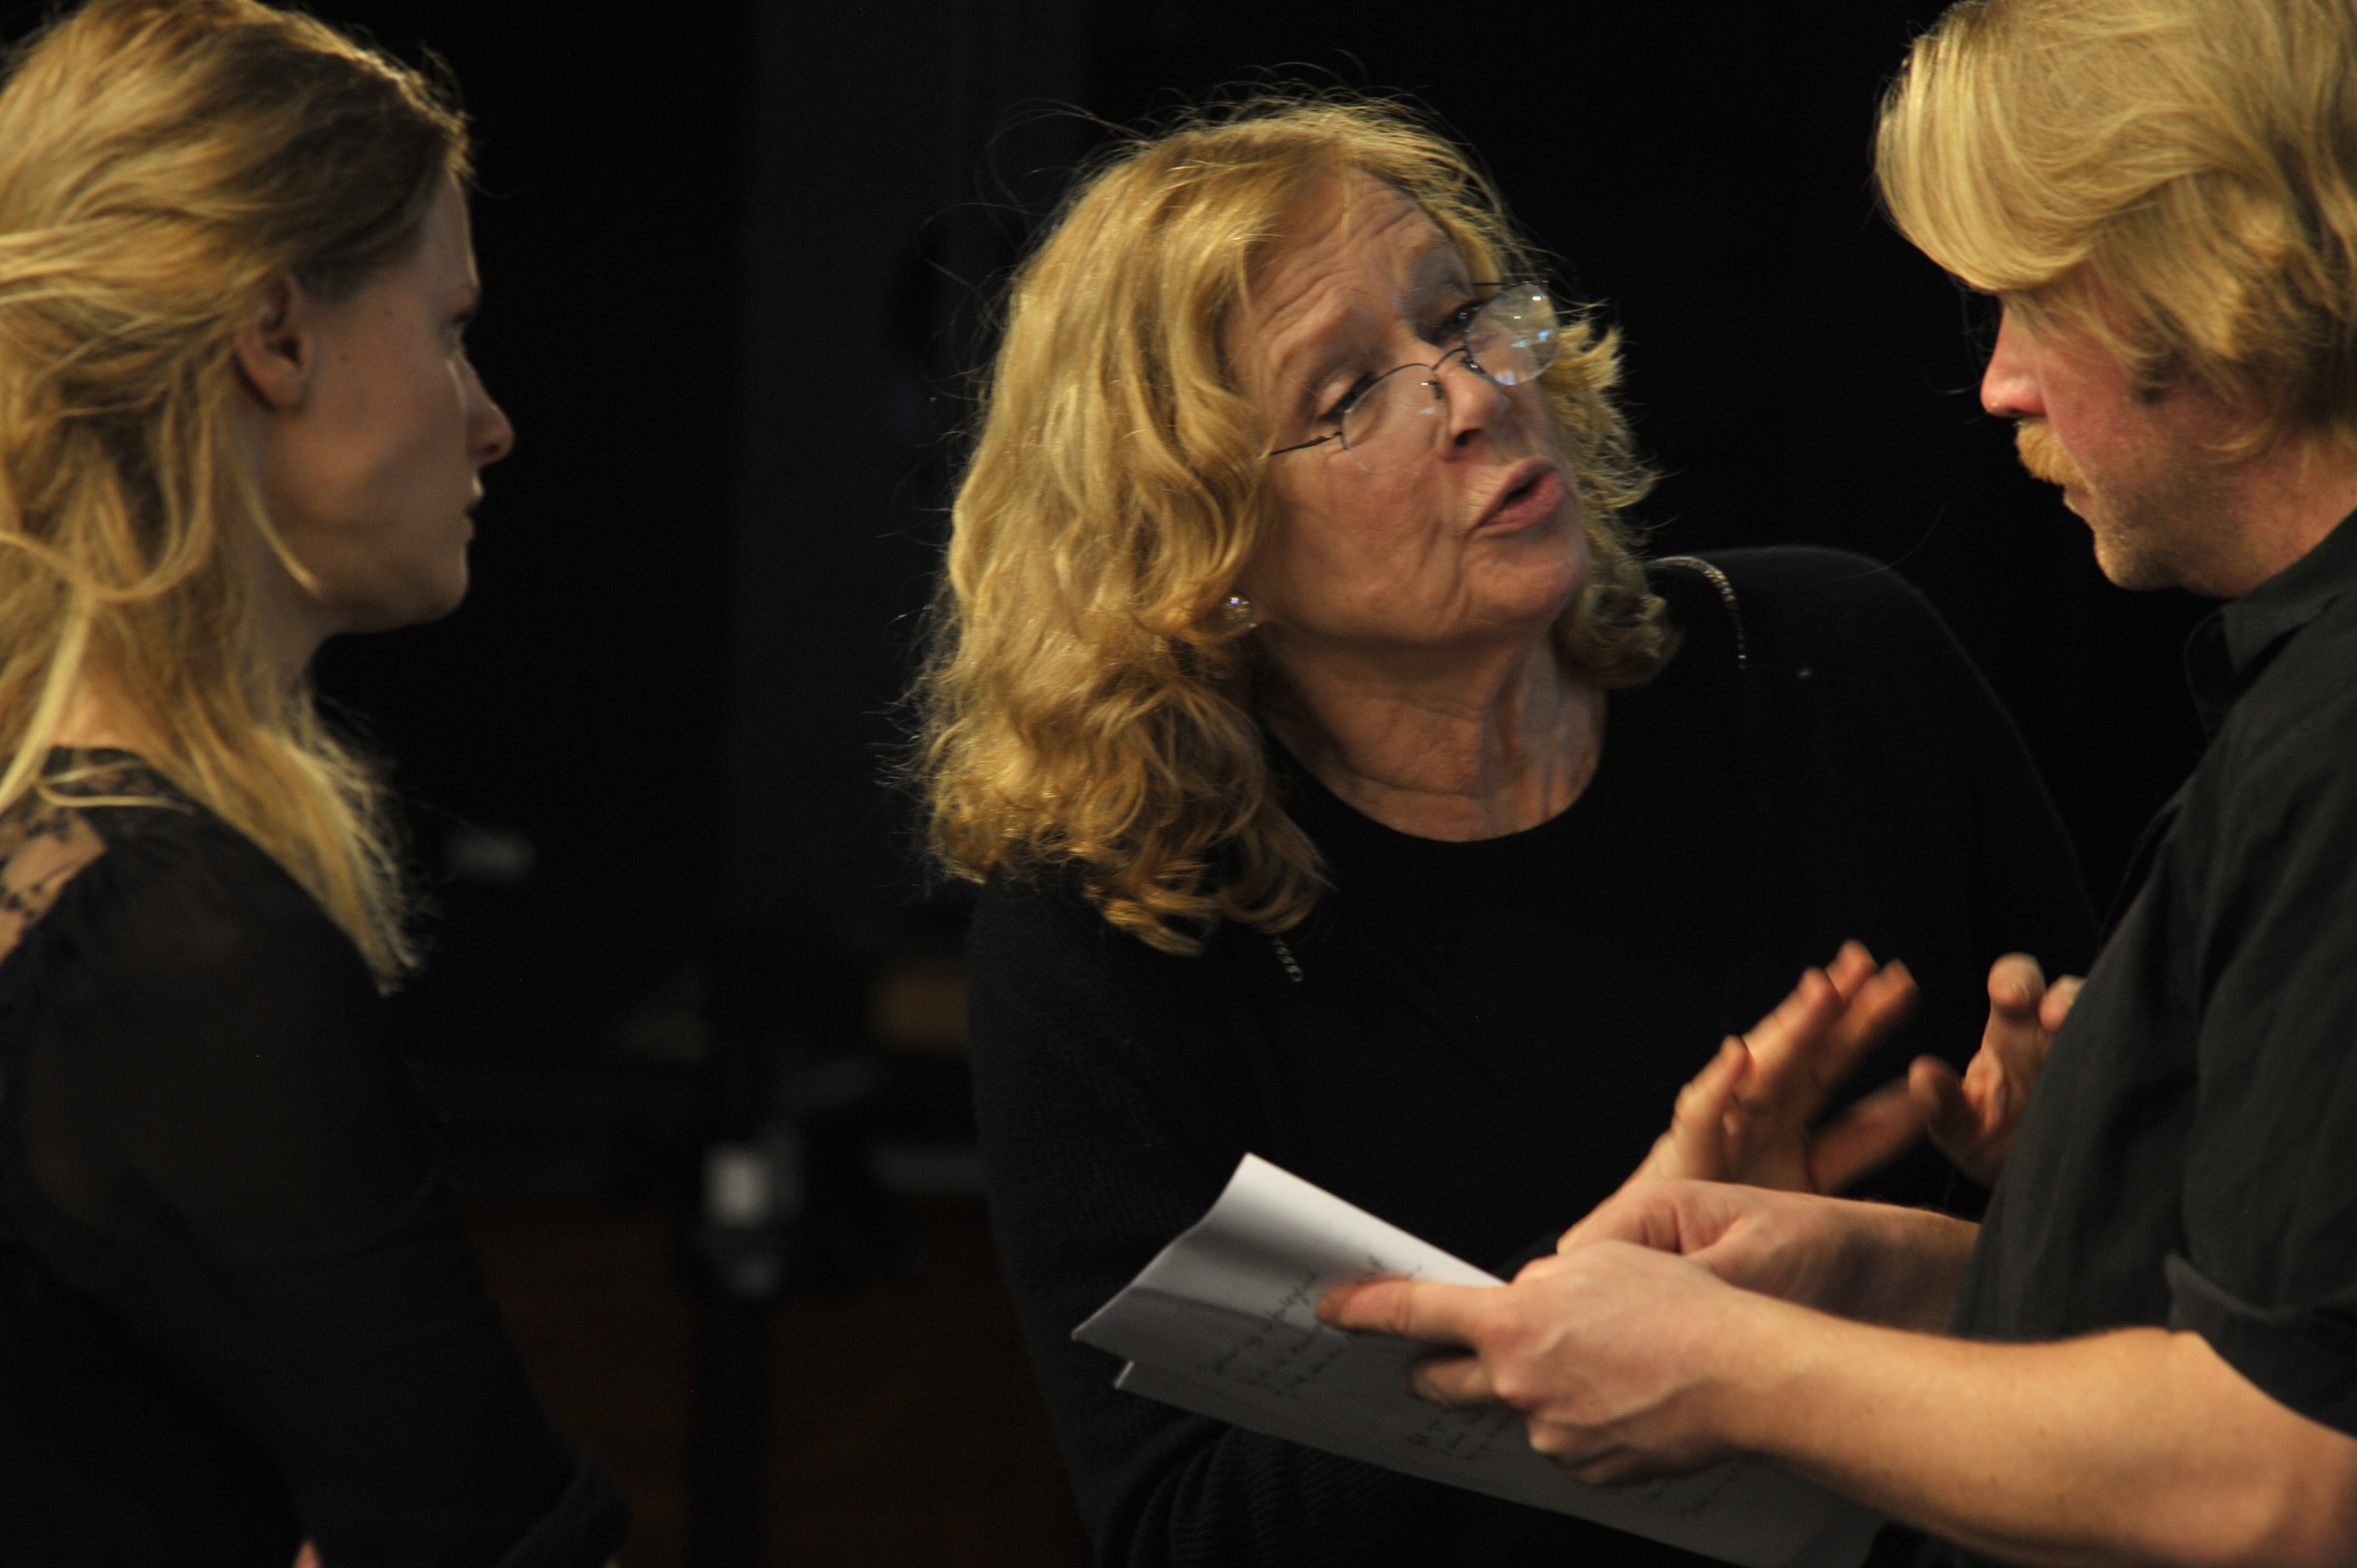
[1265,284,1562,476]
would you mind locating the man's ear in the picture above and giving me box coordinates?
[231,277,315,411]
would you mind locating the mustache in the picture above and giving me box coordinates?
[2014,419,2085,488]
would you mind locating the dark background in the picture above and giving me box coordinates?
[29,0,2222,1559]
[301,0,2207,1091]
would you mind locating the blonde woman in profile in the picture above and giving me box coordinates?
[0,3,625,1564]
[914,98,2096,1566]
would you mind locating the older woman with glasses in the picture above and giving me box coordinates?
[912,97,2095,1565]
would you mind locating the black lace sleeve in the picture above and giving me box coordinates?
[0,783,626,1567]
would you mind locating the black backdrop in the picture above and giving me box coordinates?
[11,0,2214,1067]
[721,0,2216,988]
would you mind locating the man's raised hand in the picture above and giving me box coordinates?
[1627,942,1926,1194]
[1907,953,2081,1187]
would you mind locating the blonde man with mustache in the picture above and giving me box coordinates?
[1324,2,2357,1564]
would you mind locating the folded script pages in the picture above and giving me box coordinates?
[1075,1154,1881,1568]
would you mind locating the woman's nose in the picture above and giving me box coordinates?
[1437,351,1513,448]
[469,372,516,467]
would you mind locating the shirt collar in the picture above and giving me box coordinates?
[2222,507,2357,669]
[2185,508,2357,736]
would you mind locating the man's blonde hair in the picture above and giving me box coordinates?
[0,0,470,983]
[1878,0,2357,448]
[913,97,1669,955]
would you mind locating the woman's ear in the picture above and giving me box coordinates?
[231,278,315,411]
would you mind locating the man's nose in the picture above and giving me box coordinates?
[1981,306,2043,419]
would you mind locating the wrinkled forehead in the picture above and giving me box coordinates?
[1234,172,1471,373]
[1257,173,1467,316]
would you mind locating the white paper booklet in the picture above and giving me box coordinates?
[1074,1154,1881,1568]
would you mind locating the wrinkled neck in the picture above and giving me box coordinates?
[1258,630,1605,840]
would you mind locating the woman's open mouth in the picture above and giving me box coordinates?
[1475,465,1563,534]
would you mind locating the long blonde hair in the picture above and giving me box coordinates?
[0,0,470,984]
[1878,0,2357,451]
[914,97,1670,955]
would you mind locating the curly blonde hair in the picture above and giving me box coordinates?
[1879,0,2357,452]
[913,96,1670,955]
[0,0,470,984]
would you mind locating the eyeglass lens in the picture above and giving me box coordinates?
[1340,286,1561,474]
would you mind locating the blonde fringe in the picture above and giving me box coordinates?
[0,0,469,986]
[912,97,1672,955]
[1877,0,2357,455]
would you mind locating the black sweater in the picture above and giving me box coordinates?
[970,549,2098,1568]
[0,755,628,1567]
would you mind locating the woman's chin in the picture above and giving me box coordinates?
[1475,545,1588,632]
[332,573,471,636]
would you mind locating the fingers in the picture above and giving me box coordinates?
[1823,940,1879,999]
[1628,1037,1749,1183]
[1735,969,1847,1121]
[1985,951,2048,1016]
[1976,953,2061,1114]
[1541,1434,1671,1487]
[1323,1280,1513,1412]
[1514,1251,1572,1283]
[1907,1054,1970,1133]
[1909,1055,2001,1187]
[1408,1349,1496,1407]
[1805,1075,1931,1192]
[1742,956,1918,1123]
[1824,960,1919,1063]
[1563,1177,1765,1261]
[1318,1277,1487,1347]
[2040,974,2083,1034]
[1925,960,2070,1191]
[1629,942,1925,1199]
[1560,1179,1694,1255]
[1682,1036,1749,1130]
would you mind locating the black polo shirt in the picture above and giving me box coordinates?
[1952,513,2357,1457]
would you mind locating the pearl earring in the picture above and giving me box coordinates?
[1222,594,1259,629]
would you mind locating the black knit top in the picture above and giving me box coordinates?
[0,752,627,1567]
[969,550,2098,1567]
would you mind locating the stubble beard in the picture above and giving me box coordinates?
[2015,417,2197,591]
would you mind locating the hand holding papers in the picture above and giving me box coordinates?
[1075,1154,1880,1568]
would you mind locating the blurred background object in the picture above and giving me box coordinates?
[3,0,2209,1560]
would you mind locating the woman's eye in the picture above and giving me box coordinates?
[1318,374,1375,426]
[1435,299,1484,342]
